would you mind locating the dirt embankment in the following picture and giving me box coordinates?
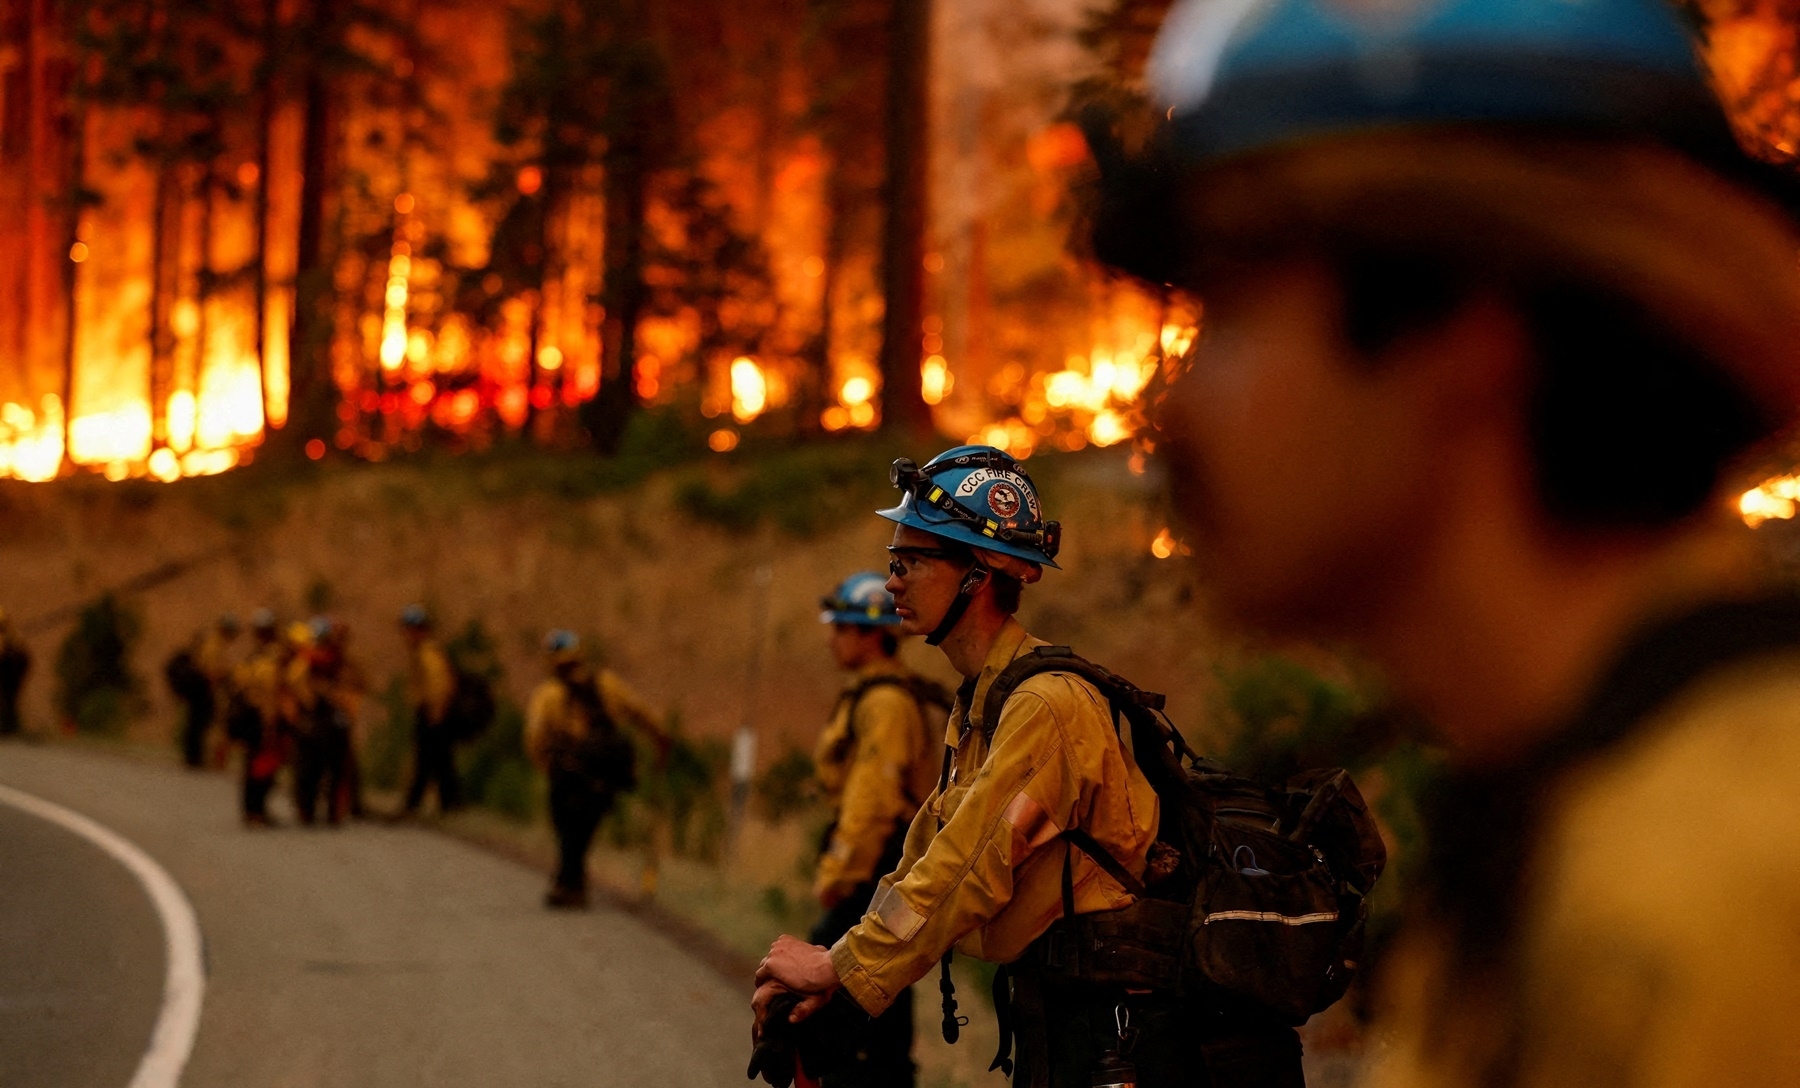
[0,446,1232,759]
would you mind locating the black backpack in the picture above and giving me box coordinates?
[557,675,639,792]
[981,646,1386,1024]
[830,674,955,797]
[445,668,497,741]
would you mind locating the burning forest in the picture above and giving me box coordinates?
[1,0,1798,508]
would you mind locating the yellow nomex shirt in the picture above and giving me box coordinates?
[812,662,939,904]
[830,619,1159,1016]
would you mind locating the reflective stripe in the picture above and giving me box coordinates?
[1202,910,1338,926]
[1001,790,1063,854]
[871,883,926,941]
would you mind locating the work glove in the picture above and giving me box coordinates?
[747,990,869,1087]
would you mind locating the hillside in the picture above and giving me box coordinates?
[0,441,1238,760]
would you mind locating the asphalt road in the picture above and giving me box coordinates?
[0,742,750,1088]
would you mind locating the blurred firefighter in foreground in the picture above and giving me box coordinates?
[228,609,287,826]
[524,630,667,908]
[1106,0,1800,1083]
[0,608,30,737]
[288,617,366,826]
[399,605,461,816]
[752,447,1308,1088]
[806,572,947,1088]
[165,613,239,768]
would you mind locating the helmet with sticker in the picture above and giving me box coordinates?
[877,445,1062,569]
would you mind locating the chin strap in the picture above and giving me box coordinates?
[925,566,988,647]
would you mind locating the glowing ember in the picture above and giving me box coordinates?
[1151,527,1176,559]
[921,355,952,405]
[731,357,768,422]
[1741,473,1800,526]
[708,428,740,452]
[0,397,66,482]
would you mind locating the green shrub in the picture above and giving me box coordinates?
[754,746,818,823]
[606,718,730,860]
[363,674,413,790]
[459,701,539,822]
[675,441,894,537]
[54,594,143,734]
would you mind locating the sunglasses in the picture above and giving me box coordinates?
[886,545,965,578]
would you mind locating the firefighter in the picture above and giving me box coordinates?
[289,617,362,826]
[523,630,666,908]
[169,613,239,768]
[0,608,30,737]
[1099,0,1800,1084]
[752,446,1245,1088]
[807,572,945,1088]
[399,604,460,816]
[231,609,288,826]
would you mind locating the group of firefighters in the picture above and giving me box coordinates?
[166,606,432,827]
[750,1,1800,1087]
[163,601,670,909]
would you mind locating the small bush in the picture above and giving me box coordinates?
[363,675,413,790]
[755,746,818,823]
[675,441,894,537]
[54,594,143,734]
[460,701,539,822]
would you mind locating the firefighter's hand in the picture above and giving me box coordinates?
[754,936,839,1025]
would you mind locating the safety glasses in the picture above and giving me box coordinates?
[886,545,965,579]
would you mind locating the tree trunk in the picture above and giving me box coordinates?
[583,145,650,455]
[876,0,931,436]
[147,159,176,449]
[275,0,339,458]
[58,56,86,473]
[253,0,277,429]
[804,156,852,434]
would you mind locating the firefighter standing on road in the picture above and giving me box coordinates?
[399,605,460,816]
[289,617,363,826]
[169,613,239,769]
[524,630,666,909]
[232,609,287,826]
[0,609,31,737]
[752,447,1275,1088]
[807,572,945,1088]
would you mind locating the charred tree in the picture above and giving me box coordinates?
[274,0,342,459]
[876,0,931,436]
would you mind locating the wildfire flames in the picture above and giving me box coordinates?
[2,3,1795,486]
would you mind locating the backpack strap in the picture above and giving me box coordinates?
[980,647,1159,899]
[978,646,1168,747]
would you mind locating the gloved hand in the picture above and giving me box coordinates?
[748,990,869,1087]
[747,991,802,1087]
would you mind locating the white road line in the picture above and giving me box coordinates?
[0,783,205,1088]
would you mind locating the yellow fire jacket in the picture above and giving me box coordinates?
[1369,651,1800,1088]
[233,641,286,723]
[407,639,455,727]
[812,661,941,904]
[193,628,235,686]
[523,668,663,771]
[830,619,1159,1016]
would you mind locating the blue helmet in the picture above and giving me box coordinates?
[877,445,1062,569]
[821,572,902,627]
[543,629,582,665]
[399,604,430,629]
[1147,0,1730,165]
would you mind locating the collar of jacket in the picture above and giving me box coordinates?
[959,618,1040,742]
